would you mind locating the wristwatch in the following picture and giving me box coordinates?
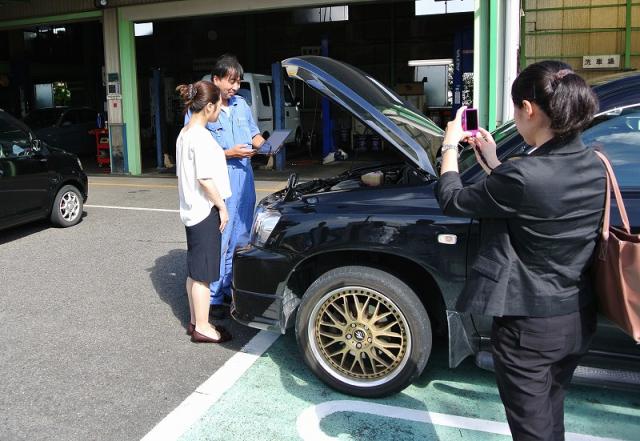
[441,143,460,158]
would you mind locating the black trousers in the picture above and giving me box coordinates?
[491,306,597,441]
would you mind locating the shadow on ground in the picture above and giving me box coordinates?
[148,248,190,333]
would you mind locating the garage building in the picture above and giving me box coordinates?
[1,0,637,175]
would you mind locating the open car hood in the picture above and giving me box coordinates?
[282,56,442,176]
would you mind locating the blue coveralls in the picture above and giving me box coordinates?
[184,95,258,304]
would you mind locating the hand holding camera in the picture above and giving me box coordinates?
[468,127,500,173]
[443,106,501,174]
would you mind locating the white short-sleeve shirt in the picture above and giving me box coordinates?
[176,125,232,227]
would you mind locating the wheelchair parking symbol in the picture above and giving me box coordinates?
[296,400,622,441]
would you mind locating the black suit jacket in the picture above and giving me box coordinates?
[437,135,606,317]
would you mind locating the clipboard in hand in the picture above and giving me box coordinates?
[256,129,292,155]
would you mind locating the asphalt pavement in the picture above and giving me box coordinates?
[0,176,281,441]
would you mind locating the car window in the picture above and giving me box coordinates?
[259,83,271,107]
[284,84,294,106]
[266,83,295,106]
[583,104,640,187]
[238,82,252,105]
[462,105,640,187]
[0,114,33,158]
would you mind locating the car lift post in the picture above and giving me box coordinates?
[152,68,165,169]
[272,62,285,171]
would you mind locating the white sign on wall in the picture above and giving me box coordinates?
[583,55,620,69]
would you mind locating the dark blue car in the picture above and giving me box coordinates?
[231,56,640,397]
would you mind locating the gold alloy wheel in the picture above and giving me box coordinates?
[311,286,410,383]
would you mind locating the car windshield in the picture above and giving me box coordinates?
[23,108,65,129]
[0,111,32,157]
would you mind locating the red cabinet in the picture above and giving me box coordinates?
[89,128,110,168]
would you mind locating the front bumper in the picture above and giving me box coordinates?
[231,245,298,334]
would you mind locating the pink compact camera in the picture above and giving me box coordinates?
[462,108,479,136]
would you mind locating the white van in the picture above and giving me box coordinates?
[202,73,302,147]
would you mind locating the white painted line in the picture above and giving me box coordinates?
[90,182,177,189]
[85,204,179,213]
[296,400,623,441]
[140,330,280,441]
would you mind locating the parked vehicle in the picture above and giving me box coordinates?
[202,72,302,147]
[231,56,640,397]
[23,106,98,157]
[1,108,88,231]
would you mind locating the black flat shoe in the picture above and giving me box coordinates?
[191,328,232,343]
[188,323,229,338]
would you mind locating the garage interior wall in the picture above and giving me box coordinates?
[522,0,640,80]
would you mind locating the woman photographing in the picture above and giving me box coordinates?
[437,61,606,440]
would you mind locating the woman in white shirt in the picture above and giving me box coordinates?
[176,81,232,343]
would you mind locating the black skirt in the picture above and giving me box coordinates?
[185,207,221,283]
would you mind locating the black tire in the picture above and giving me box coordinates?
[295,266,432,397]
[50,184,83,228]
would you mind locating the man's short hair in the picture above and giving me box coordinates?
[211,54,244,81]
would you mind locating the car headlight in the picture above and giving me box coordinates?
[250,207,281,247]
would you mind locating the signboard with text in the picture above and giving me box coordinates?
[583,55,620,69]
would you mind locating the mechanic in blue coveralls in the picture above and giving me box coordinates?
[185,54,266,317]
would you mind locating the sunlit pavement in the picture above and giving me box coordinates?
[170,333,640,441]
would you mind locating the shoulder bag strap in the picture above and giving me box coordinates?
[594,150,631,234]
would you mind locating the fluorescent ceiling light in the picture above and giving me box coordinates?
[408,59,453,67]
[134,22,153,37]
[293,6,349,24]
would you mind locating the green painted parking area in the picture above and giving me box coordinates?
[177,333,640,441]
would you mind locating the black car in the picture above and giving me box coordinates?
[1,108,88,231]
[231,56,640,397]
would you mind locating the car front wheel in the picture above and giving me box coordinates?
[295,266,432,397]
[50,184,83,227]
